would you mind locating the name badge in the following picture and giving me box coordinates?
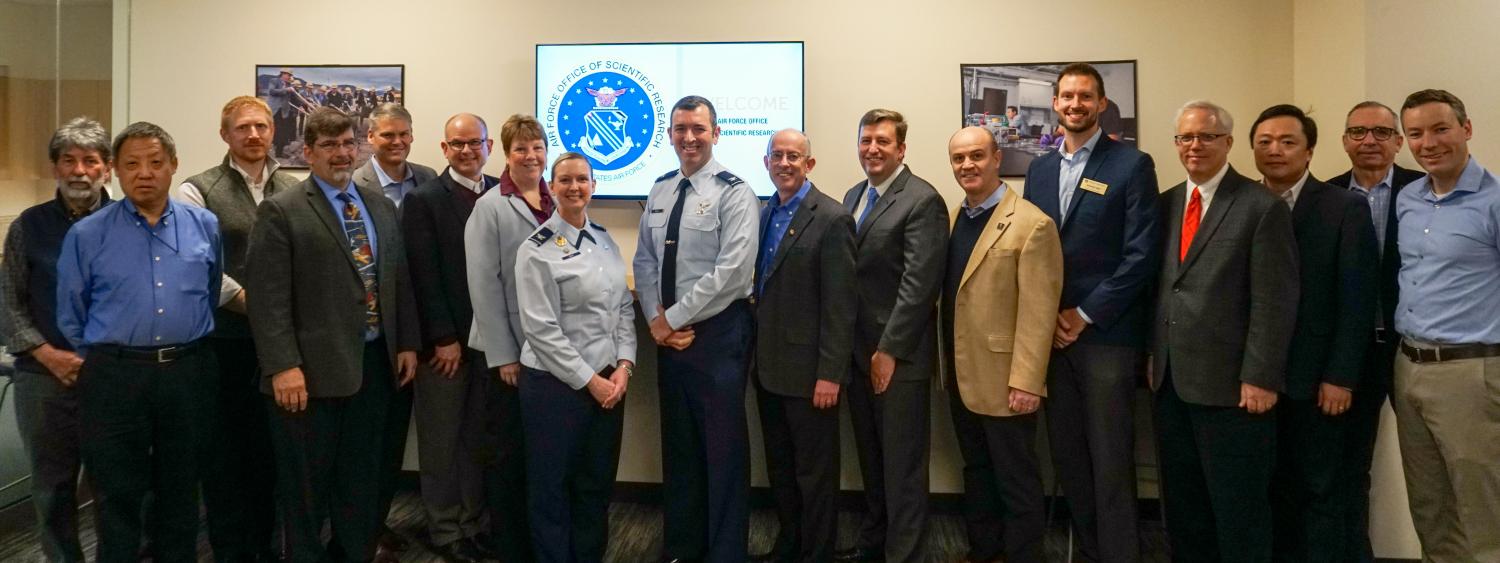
[1079,178,1109,195]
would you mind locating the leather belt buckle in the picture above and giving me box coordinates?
[1374,328,1389,344]
[156,347,174,363]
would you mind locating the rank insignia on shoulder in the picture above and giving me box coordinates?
[656,170,680,183]
[715,170,745,187]
[589,221,608,232]
[528,227,554,247]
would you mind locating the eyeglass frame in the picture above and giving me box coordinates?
[444,138,489,151]
[1344,126,1400,141]
[1173,132,1229,146]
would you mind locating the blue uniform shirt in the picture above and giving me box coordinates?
[1395,157,1500,344]
[757,180,811,295]
[313,174,379,262]
[56,197,222,351]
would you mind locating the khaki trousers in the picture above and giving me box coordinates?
[1392,343,1500,562]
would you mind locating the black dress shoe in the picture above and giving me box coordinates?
[378,526,409,552]
[832,546,884,562]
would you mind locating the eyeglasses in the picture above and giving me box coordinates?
[767,151,806,164]
[1173,133,1227,145]
[1345,126,1399,141]
[315,139,358,152]
[445,138,487,151]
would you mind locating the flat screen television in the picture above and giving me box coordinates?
[535,41,805,199]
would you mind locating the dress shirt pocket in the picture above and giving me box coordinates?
[681,214,719,232]
[986,334,1014,353]
[647,211,669,230]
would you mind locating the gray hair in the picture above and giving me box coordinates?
[1175,99,1234,133]
[369,102,412,125]
[112,121,177,161]
[49,117,111,163]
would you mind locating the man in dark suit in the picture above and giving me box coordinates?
[1324,101,1424,562]
[1023,63,1160,563]
[1153,100,1299,562]
[751,129,857,563]
[835,109,949,563]
[351,103,437,557]
[247,107,420,563]
[399,113,500,563]
[1248,104,1379,562]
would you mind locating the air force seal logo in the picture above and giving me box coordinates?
[546,66,668,182]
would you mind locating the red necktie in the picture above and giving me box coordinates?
[1180,187,1202,263]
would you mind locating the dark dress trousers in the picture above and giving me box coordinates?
[247,178,421,563]
[1152,166,1299,563]
[399,169,500,549]
[752,186,857,562]
[1269,178,1379,563]
[1024,134,1161,563]
[1324,165,1424,562]
[183,154,298,562]
[840,167,949,563]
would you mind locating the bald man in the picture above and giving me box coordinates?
[751,129,857,562]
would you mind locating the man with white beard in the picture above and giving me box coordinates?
[1,117,114,563]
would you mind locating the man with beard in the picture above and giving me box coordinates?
[247,107,420,563]
[178,95,299,562]
[835,109,949,563]
[1,117,113,563]
[1022,63,1160,563]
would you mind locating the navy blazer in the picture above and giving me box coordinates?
[1023,134,1161,347]
[1325,165,1425,338]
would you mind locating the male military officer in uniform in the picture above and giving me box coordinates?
[751,129,857,562]
[836,109,949,563]
[178,95,299,562]
[1325,100,1424,561]
[1023,63,1160,563]
[634,95,760,563]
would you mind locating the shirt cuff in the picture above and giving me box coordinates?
[663,305,689,331]
[219,275,243,307]
[564,363,596,391]
[1077,308,1094,325]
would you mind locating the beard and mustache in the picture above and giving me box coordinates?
[59,174,108,206]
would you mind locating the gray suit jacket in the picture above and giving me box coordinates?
[246,177,421,397]
[465,188,547,368]
[1152,166,1299,407]
[841,167,950,381]
[352,160,438,203]
[753,185,858,398]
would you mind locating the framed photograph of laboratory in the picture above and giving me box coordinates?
[960,60,1137,177]
[254,64,406,168]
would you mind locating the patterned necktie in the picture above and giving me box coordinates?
[661,178,691,307]
[857,185,880,231]
[1180,187,1202,263]
[338,192,380,339]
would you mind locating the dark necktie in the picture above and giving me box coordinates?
[338,192,380,339]
[661,178,691,307]
[857,185,880,232]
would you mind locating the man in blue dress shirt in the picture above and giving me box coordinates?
[56,121,223,563]
[1390,89,1500,562]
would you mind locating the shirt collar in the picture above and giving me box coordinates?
[312,174,357,201]
[1267,169,1311,208]
[373,160,412,187]
[228,156,276,186]
[1061,128,1103,162]
[499,168,548,197]
[1350,166,1395,193]
[548,212,595,248]
[1419,157,1487,201]
[448,168,484,193]
[1190,163,1231,200]
[962,182,1007,218]
[769,180,812,211]
[680,159,727,193]
[120,196,176,223]
[867,163,907,195]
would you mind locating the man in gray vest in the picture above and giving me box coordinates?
[179,95,298,563]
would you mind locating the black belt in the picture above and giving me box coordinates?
[1374,328,1390,344]
[93,340,205,364]
[1400,339,1500,364]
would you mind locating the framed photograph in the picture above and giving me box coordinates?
[960,60,1138,177]
[255,64,405,169]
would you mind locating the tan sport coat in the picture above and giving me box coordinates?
[947,186,1064,417]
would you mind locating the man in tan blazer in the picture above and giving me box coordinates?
[941,126,1063,563]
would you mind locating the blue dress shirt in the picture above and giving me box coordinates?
[757,180,811,295]
[373,162,421,207]
[1058,128,1103,221]
[56,198,222,351]
[314,174,379,262]
[1348,166,1395,256]
[1395,157,1500,344]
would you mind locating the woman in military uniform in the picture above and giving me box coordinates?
[514,152,636,563]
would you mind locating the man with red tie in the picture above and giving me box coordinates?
[1151,100,1299,562]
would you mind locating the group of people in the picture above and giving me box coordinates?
[1,59,1496,563]
[262,68,402,162]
